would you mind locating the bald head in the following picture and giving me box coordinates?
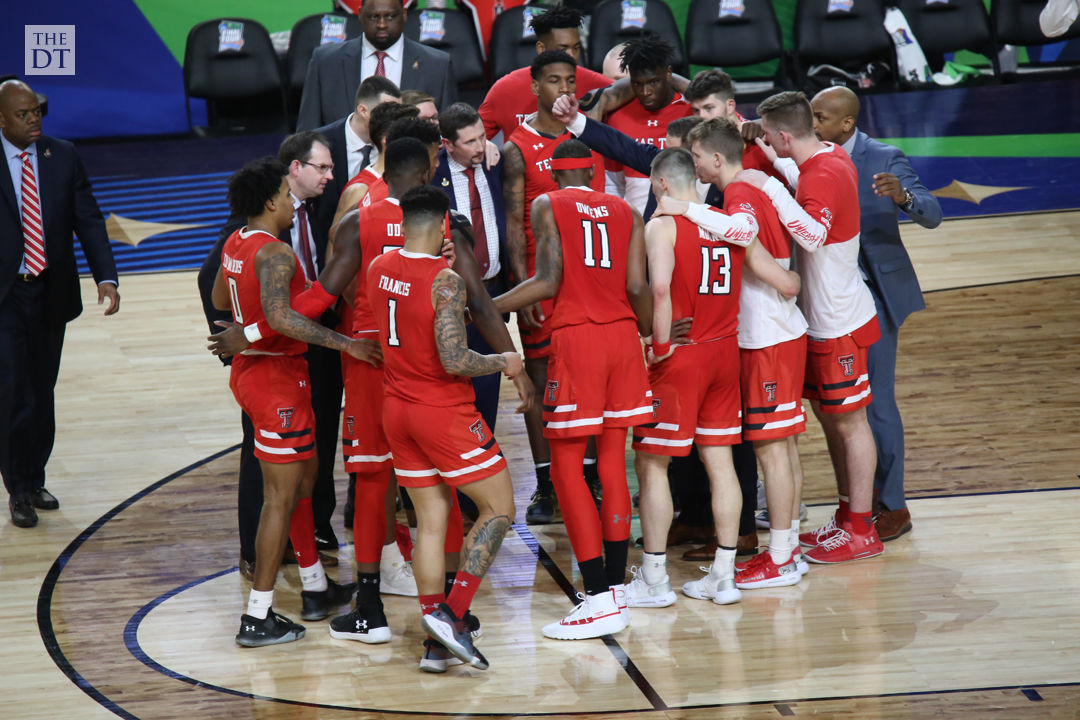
[602,44,629,80]
[0,80,42,150]
[810,86,859,144]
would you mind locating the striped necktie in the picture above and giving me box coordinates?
[20,151,46,275]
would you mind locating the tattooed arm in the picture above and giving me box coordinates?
[432,268,520,377]
[256,242,355,353]
[492,194,561,314]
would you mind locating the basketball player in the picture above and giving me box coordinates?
[601,35,692,214]
[211,157,371,647]
[367,185,521,671]
[502,50,607,525]
[650,119,810,592]
[630,142,802,608]
[495,140,653,640]
[735,92,884,564]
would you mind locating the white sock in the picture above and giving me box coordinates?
[769,528,792,564]
[790,520,801,551]
[712,547,737,580]
[299,560,327,592]
[246,588,274,619]
[641,551,667,585]
[381,539,405,568]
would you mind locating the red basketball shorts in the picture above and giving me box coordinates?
[632,337,742,456]
[543,319,653,439]
[230,354,315,463]
[382,395,507,488]
[517,298,555,359]
[740,335,807,441]
[803,317,880,414]
[341,358,391,472]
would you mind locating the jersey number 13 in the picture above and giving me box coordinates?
[698,246,731,295]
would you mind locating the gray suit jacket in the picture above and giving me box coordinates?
[296,37,456,131]
[850,130,942,329]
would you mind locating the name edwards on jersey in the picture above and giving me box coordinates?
[222,253,244,274]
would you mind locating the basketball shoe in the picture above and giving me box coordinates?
[542,588,627,640]
[682,565,742,605]
[734,550,801,589]
[625,566,676,608]
[328,602,391,643]
[422,603,489,669]
[301,578,357,621]
[737,547,809,576]
[236,609,305,647]
[799,512,843,548]
[419,638,464,673]
[804,523,884,564]
[380,552,418,597]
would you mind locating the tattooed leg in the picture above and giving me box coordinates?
[456,468,516,578]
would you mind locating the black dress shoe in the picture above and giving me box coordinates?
[315,534,338,553]
[9,495,38,528]
[30,488,59,510]
[301,578,357,621]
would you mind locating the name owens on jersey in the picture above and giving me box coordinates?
[546,186,637,330]
[222,227,306,356]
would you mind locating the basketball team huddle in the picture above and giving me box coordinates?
[208,17,887,675]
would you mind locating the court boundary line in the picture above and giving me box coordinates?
[37,447,1080,718]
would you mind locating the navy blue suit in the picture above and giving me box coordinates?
[431,148,507,431]
[0,134,118,500]
[849,130,941,511]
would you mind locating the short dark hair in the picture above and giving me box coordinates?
[687,117,744,164]
[228,156,288,218]
[354,75,401,109]
[650,147,696,188]
[383,137,432,182]
[400,185,449,227]
[438,102,482,142]
[619,33,674,77]
[370,102,418,151]
[684,69,734,104]
[531,50,576,80]
[529,6,583,39]
[667,115,704,146]
[756,91,815,139]
[552,138,592,161]
[277,130,330,167]
[386,116,442,147]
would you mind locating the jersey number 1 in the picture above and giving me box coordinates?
[386,298,401,347]
[698,246,731,295]
[581,220,611,269]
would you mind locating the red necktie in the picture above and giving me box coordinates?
[295,202,317,281]
[464,167,489,275]
[374,51,387,78]
[20,152,46,276]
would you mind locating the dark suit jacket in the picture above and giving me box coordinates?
[296,37,457,131]
[312,117,350,249]
[849,130,941,329]
[431,148,508,280]
[0,134,117,327]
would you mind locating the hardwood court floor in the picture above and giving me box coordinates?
[2,212,1079,719]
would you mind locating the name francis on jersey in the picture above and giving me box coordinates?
[377,274,411,297]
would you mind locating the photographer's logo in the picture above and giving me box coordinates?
[25,26,75,76]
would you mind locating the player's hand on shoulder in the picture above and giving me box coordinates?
[734,168,768,189]
[671,316,694,345]
[484,140,501,170]
[440,236,457,266]
[348,337,383,367]
[208,320,249,358]
[501,351,523,379]
[654,196,689,218]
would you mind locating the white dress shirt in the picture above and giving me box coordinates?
[446,154,501,280]
[344,112,378,180]
[361,35,404,89]
[289,193,319,280]
[3,133,42,274]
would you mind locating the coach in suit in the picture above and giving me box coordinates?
[0,80,119,528]
[296,0,455,132]
[432,102,507,431]
[810,87,942,541]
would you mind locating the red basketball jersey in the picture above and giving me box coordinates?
[344,167,380,192]
[367,249,473,407]
[547,187,637,330]
[669,215,745,343]
[352,198,453,334]
[507,123,605,277]
[480,66,612,140]
[221,227,306,356]
[604,94,693,178]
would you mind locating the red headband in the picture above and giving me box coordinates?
[550,157,594,170]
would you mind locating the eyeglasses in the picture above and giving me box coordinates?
[301,161,334,175]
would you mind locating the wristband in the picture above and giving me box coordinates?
[243,322,264,344]
[652,339,671,357]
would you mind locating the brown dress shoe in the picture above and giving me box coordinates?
[682,531,760,560]
[736,531,759,557]
[667,521,715,546]
[239,558,256,582]
[875,507,912,542]
[682,538,718,561]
